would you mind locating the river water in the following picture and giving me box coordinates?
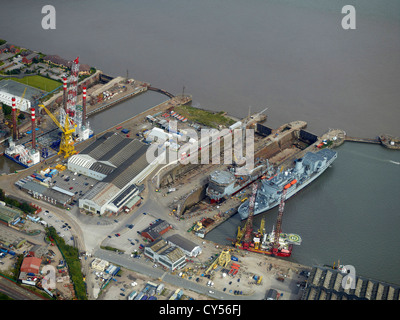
[0,1,399,284]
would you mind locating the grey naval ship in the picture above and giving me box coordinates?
[238,148,337,220]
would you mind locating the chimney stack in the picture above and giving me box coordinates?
[82,87,87,127]
[12,97,17,140]
[63,77,68,113]
[31,107,36,149]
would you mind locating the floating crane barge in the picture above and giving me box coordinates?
[234,179,302,257]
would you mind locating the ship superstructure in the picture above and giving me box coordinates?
[206,162,272,203]
[5,138,40,168]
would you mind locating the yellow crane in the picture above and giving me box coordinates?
[205,249,231,275]
[39,104,77,158]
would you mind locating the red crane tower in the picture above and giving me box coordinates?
[66,57,79,119]
[241,182,259,250]
[272,180,294,255]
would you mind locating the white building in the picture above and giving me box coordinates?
[0,91,31,112]
[69,132,157,215]
[166,234,202,258]
[91,258,109,272]
[145,127,172,143]
[144,239,186,271]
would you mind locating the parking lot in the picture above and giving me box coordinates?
[101,212,160,254]
[49,169,98,206]
[38,210,75,246]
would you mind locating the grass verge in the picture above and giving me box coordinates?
[173,105,235,128]
[10,75,61,92]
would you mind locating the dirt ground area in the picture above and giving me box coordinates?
[0,221,75,299]
[96,266,211,301]
[203,248,312,300]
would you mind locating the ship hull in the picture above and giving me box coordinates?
[235,243,292,257]
[4,153,32,168]
[238,149,337,220]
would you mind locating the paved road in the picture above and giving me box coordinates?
[93,248,266,300]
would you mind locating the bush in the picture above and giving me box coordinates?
[47,227,87,300]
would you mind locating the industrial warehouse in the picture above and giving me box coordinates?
[70,131,154,215]
[144,238,187,271]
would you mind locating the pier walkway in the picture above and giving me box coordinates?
[147,86,175,98]
[344,136,381,145]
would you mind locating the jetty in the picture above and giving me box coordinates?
[344,136,381,145]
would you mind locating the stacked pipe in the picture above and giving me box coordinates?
[63,76,68,112]
[82,87,87,127]
[31,107,36,149]
[12,97,17,140]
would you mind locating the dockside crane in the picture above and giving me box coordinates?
[38,104,77,158]
[271,181,292,255]
[235,182,259,249]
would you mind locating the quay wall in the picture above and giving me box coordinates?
[158,163,200,188]
[177,185,207,216]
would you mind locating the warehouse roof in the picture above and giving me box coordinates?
[20,257,42,274]
[147,239,185,263]
[166,234,200,253]
[103,143,149,189]
[89,162,115,175]
[21,181,47,194]
[72,132,150,188]
[87,133,125,160]
[110,184,138,208]
[125,195,141,208]
[149,238,169,253]
[161,246,185,263]
[0,206,22,224]
[83,182,121,207]
[68,154,97,169]
[142,220,171,241]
